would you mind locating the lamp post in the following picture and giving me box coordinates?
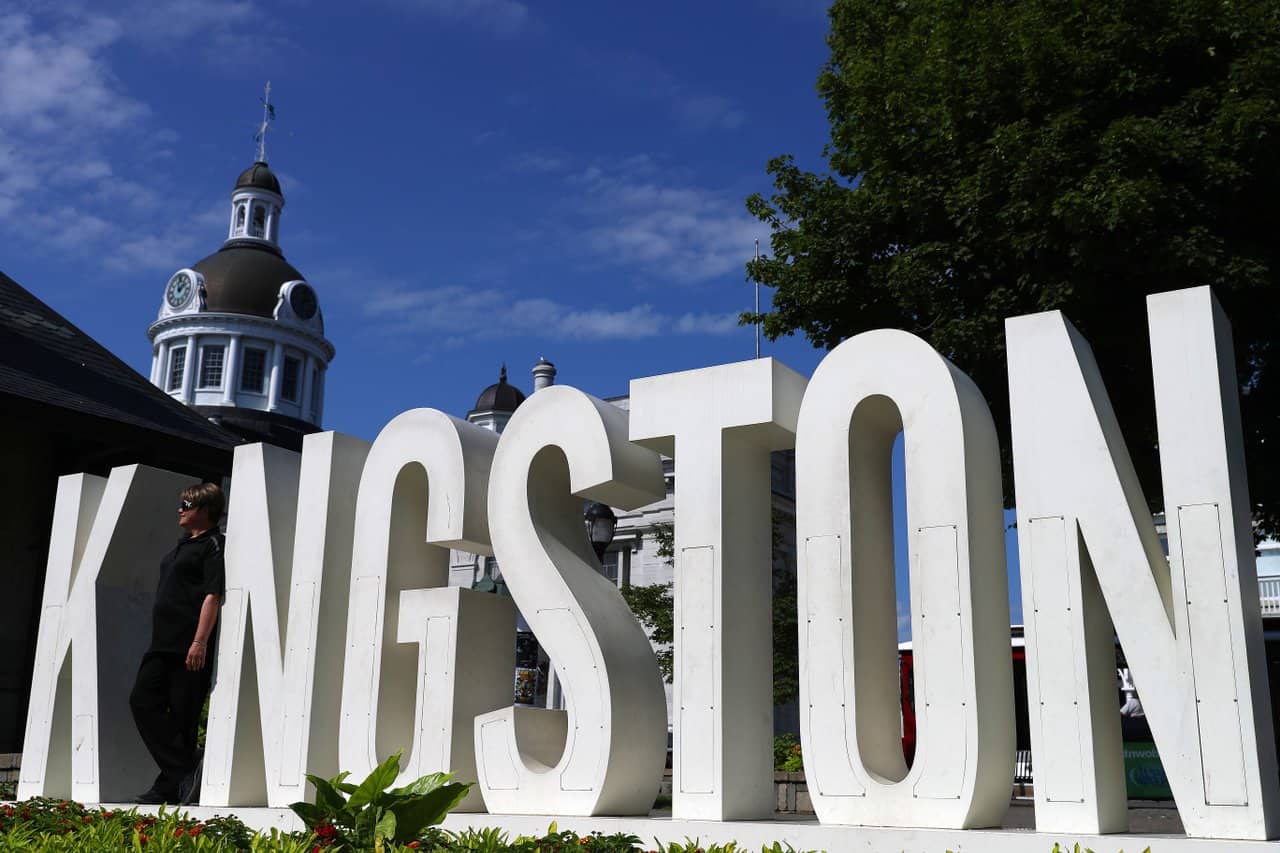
[583,501,617,564]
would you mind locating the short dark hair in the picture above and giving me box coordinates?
[181,482,225,524]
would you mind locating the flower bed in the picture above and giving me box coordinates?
[0,800,821,852]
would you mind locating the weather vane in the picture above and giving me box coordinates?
[253,81,276,163]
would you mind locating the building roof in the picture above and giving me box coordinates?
[235,160,282,195]
[0,271,240,454]
[191,242,305,318]
[470,365,526,415]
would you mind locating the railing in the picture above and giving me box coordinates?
[1260,575,1280,617]
[1014,749,1033,784]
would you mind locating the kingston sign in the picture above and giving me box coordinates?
[18,286,1279,841]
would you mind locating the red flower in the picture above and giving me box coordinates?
[407,843,421,849]
[189,823,204,836]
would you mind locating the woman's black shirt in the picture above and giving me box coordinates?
[148,528,225,656]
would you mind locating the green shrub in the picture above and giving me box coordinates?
[0,795,825,851]
[772,735,803,773]
[290,751,470,851]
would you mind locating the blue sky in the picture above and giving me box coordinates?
[1,0,1020,633]
[1,0,834,426]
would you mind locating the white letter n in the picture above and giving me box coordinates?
[202,433,368,807]
[1007,286,1279,839]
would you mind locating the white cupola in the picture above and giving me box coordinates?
[145,86,335,452]
[227,162,284,245]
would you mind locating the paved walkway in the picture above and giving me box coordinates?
[1001,800,1184,835]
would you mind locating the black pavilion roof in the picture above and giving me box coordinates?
[0,271,240,465]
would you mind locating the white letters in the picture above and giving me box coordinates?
[18,287,1279,846]
[795,330,1014,828]
[20,465,194,803]
[1007,287,1280,839]
[475,386,667,815]
[629,358,807,820]
[339,409,510,810]
[202,433,368,806]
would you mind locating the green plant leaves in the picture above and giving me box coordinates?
[390,771,455,798]
[347,751,404,811]
[388,782,472,843]
[374,808,397,841]
[306,773,348,815]
[285,800,325,829]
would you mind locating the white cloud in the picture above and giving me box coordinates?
[595,50,748,133]
[673,94,746,131]
[561,157,769,284]
[506,151,567,174]
[0,7,266,271]
[102,201,229,272]
[121,0,256,43]
[363,283,741,344]
[401,0,531,37]
[0,13,144,132]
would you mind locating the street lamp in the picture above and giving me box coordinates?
[583,501,617,563]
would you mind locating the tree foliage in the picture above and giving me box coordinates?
[621,581,675,682]
[623,514,800,708]
[746,0,1280,533]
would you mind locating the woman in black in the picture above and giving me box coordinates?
[129,482,225,805]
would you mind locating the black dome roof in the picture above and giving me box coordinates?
[235,161,282,195]
[471,366,526,414]
[190,241,304,318]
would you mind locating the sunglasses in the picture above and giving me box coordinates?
[178,500,194,512]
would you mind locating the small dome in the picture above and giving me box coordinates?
[471,365,526,414]
[191,242,305,318]
[235,161,282,195]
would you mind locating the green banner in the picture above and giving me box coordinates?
[1124,741,1172,799]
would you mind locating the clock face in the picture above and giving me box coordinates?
[289,283,318,320]
[166,272,193,309]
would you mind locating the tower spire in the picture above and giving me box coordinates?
[254,81,275,163]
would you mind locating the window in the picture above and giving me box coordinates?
[235,204,246,232]
[198,344,225,389]
[601,550,620,585]
[167,346,186,392]
[241,347,267,393]
[250,204,265,237]
[282,355,300,401]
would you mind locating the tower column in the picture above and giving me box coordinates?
[180,334,197,403]
[300,353,316,423]
[314,366,326,424]
[155,340,171,389]
[222,334,242,405]
[267,341,284,411]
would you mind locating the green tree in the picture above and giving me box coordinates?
[623,515,800,707]
[622,580,675,682]
[747,0,1280,533]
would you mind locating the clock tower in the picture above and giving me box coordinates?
[146,157,335,451]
